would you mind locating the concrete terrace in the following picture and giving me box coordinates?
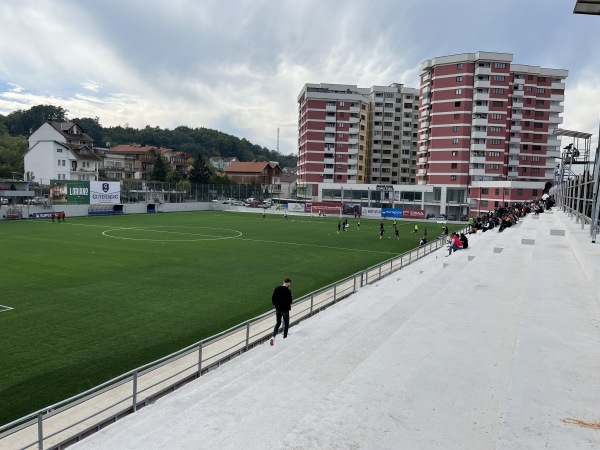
[61,210,600,449]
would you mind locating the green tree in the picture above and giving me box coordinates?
[5,105,68,135]
[166,170,182,183]
[188,156,212,184]
[151,155,169,181]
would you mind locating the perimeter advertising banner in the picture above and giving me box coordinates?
[361,207,381,218]
[50,180,90,204]
[382,208,403,218]
[90,181,121,205]
[403,209,425,219]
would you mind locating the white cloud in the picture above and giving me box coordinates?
[0,0,598,156]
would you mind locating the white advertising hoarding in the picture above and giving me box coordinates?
[90,181,121,205]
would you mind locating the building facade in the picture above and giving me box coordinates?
[24,121,102,185]
[297,83,419,199]
[417,51,567,215]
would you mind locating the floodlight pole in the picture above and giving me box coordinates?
[590,120,600,242]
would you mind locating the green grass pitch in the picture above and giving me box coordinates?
[0,210,461,425]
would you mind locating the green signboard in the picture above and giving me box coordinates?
[50,180,90,204]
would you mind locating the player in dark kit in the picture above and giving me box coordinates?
[270,278,293,346]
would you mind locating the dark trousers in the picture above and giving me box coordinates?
[273,309,290,338]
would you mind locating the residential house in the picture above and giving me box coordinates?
[224,161,283,193]
[25,121,102,185]
[209,156,238,171]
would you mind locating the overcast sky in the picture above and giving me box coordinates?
[0,0,598,155]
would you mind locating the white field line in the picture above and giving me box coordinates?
[0,305,14,313]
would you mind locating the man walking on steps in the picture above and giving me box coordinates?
[270,277,293,346]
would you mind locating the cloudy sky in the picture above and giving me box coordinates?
[0,0,598,154]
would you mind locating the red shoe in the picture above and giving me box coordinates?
[269,339,274,346]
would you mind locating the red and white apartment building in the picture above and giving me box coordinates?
[297,83,420,199]
[418,51,567,215]
[297,52,568,217]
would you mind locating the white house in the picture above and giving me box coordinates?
[24,121,102,185]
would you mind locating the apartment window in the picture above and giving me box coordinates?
[337,164,343,169]
[481,188,489,194]
[57,160,61,166]
[338,133,344,138]
[489,151,500,157]
[450,175,457,181]
[534,123,544,129]
[455,101,461,107]
[339,101,345,106]
[490,126,502,132]
[489,164,499,170]
[493,101,503,107]
[455,88,462,94]
[495,188,500,195]
[491,113,502,119]
[452,151,458,156]
[493,88,504,94]
[494,62,506,69]
[521,155,528,161]
[57,148,63,153]
[456,76,463,82]
[537,88,545,94]
[454,113,460,119]
[538,77,546,82]
[457,63,463,69]
[453,138,459,144]
[526,86,533,92]
[536,100,545,106]
[481,200,489,207]
[490,139,501,145]
[493,75,505,81]
[531,156,540,162]
[531,168,540,173]
[338,143,344,149]
[453,126,459,132]
[451,163,457,169]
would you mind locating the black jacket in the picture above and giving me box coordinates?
[272,285,292,311]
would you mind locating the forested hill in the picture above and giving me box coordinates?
[0,105,297,177]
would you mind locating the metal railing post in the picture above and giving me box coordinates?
[37,412,43,450]
[132,371,138,412]
[333,284,337,304]
[197,343,203,377]
[245,321,250,351]
[310,294,314,316]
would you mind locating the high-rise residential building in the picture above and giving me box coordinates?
[297,83,419,199]
[417,51,567,215]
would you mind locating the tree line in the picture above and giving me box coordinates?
[0,104,297,179]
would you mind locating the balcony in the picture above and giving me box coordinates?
[470,156,486,164]
[547,137,560,147]
[422,96,431,105]
[512,89,524,98]
[421,121,430,129]
[514,77,525,85]
[549,116,563,124]
[419,144,429,153]
[423,71,432,82]
[550,104,564,113]
[474,79,491,89]
[470,167,486,176]
[512,112,522,120]
[551,81,566,90]
[475,66,492,76]
[324,157,335,165]
[471,143,487,152]
[473,92,490,102]
[472,118,488,127]
[471,130,487,139]
[326,104,336,111]
[421,109,430,118]
[547,148,560,158]
[551,94,565,102]
[509,136,521,144]
[511,125,522,132]
[418,157,428,164]
[325,135,335,143]
[509,146,520,155]
[473,105,489,114]
[508,171,519,178]
[347,168,358,175]
[325,125,336,132]
[418,168,427,175]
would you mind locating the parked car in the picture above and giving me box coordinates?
[460,215,468,221]
[0,197,8,205]
[447,214,457,221]
[232,200,245,206]
[426,213,436,219]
